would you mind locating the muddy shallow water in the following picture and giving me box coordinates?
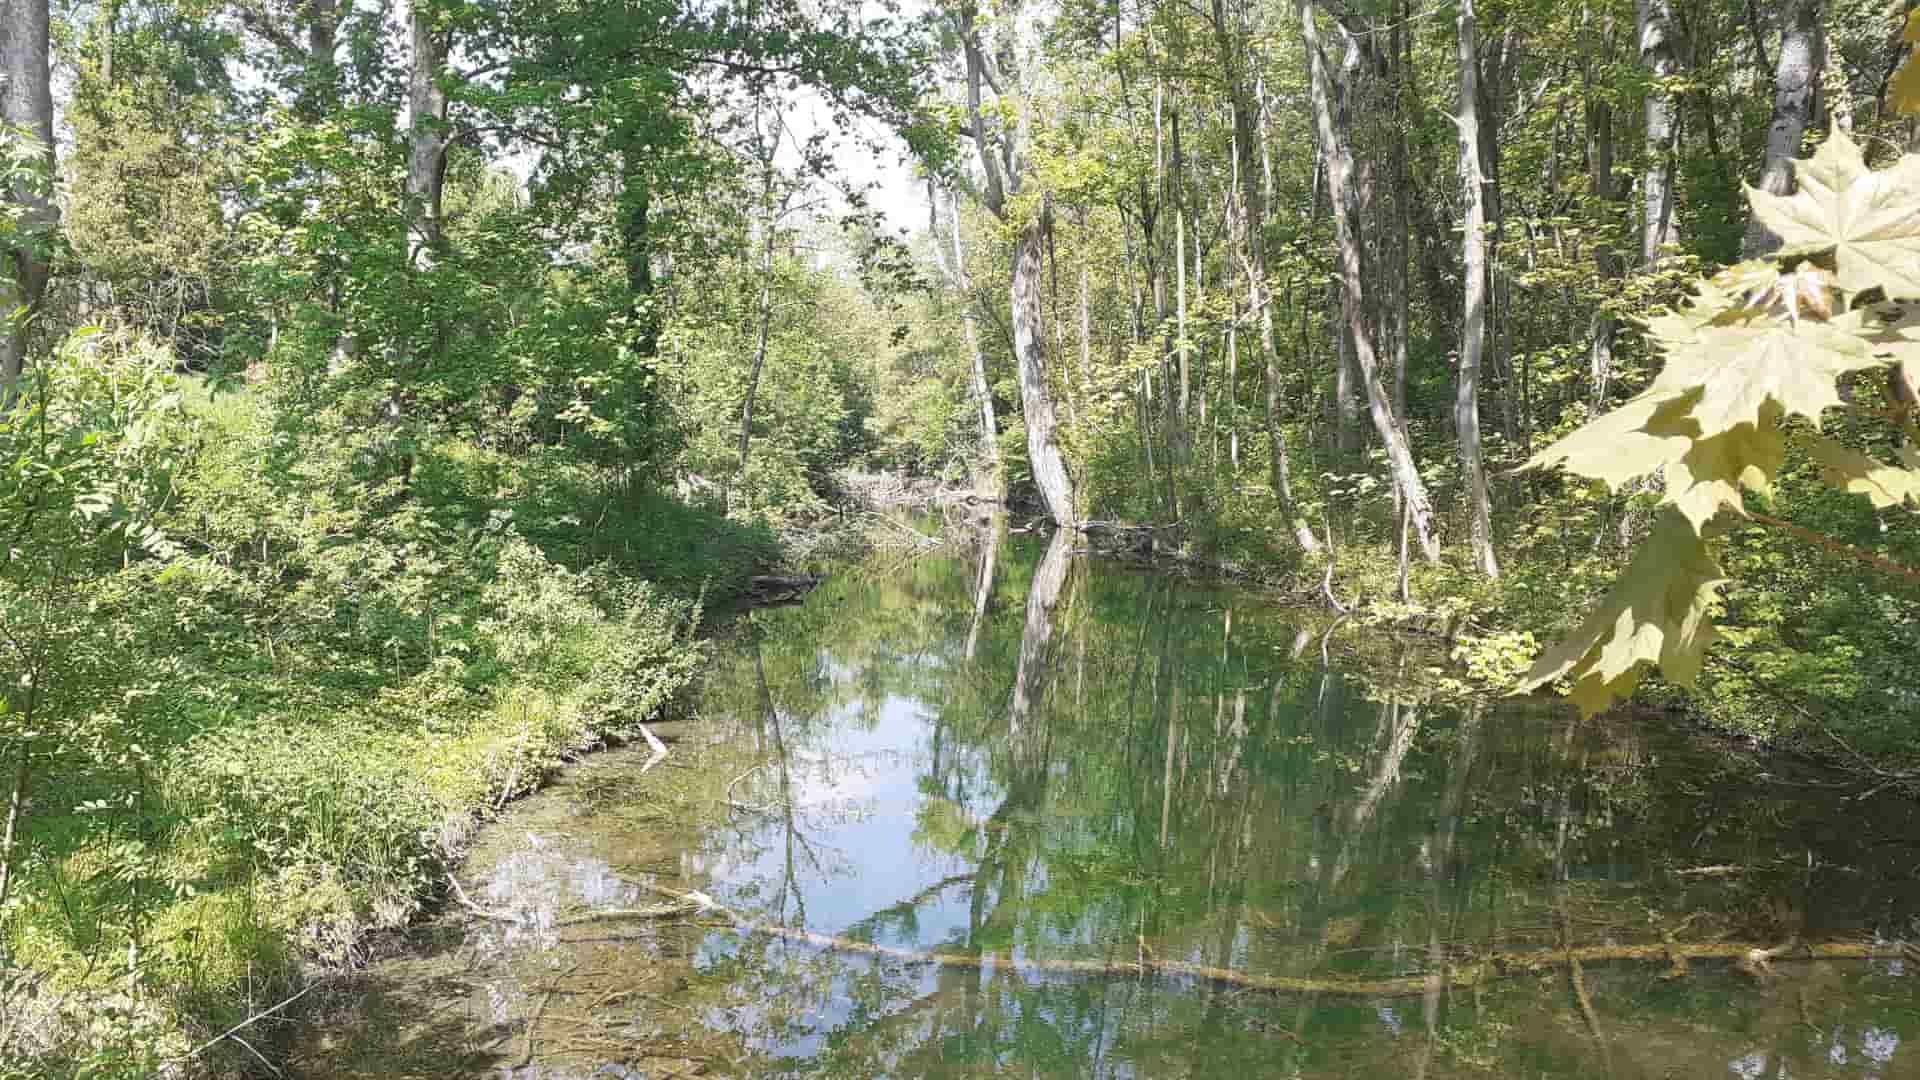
[293,528,1920,1078]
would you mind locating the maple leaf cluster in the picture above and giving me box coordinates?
[1520,131,1920,714]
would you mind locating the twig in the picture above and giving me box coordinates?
[149,981,320,1077]
[865,511,943,547]
[1747,511,1920,588]
[724,763,777,814]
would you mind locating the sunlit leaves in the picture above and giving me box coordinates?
[1810,436,1920,509]
[1891,10,1920,116]
[1523,137,1920,717]
[1517,510,1727,717]
[1523,389,1696,491]
[1744,130,1920,296]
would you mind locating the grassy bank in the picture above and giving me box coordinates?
[0,343,778,1077]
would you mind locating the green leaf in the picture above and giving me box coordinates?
[1664,406,1786,531]
[1744,129,1920,296]
[1522,389,1696,489]
[1810,435,1920,509]
[1515,509,1727,717]
[1648,303,1881,437]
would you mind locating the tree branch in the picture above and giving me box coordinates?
[1745,511,1920,588]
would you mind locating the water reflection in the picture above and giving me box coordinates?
[305,528,1920,1078]
[680,527,1919,1077]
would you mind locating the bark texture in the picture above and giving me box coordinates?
[406,2,449,269]
[0,0,54,393]
[1637,0,1681,264]
[1012,208,1078,528]
[1455,0,1500,578]
[1743,0,1822,257]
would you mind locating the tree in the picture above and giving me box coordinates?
[955,1,1077,529]
[1454,0,1499,579]
[0,0,55,395]
[1743,0,1822,258]
[1299,0,1440,564]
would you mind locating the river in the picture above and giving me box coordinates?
[292,524,1920,1078]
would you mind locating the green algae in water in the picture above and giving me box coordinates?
[299,525,1920,1078]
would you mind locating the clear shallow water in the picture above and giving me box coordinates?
[298,524,1920,1078]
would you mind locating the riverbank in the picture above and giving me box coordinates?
[0,385,783,1078]
[284,535,1920,1078]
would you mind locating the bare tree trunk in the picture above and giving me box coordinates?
[1584,2,1623,406]
[1638,0,1682,265]
[1013,207,1079,528]
[405,1,449,270]
[949,190,1004,495]
[1456,0,1501,579]
[1301,0,1441,563]
[739,179,776,475]
[1744,0,1822,257]
[957,3,1077,528]
[1215,2,1319,553]
[300,0,341,116]
[1,0,55,395]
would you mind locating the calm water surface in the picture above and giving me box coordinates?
[298,525,1920,1078]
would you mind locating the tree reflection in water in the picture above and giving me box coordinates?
[625,535,1920,1077]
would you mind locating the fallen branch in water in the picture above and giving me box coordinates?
[616,878,1908,998]
[448,873,700,926]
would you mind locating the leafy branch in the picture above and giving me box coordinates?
[1520,129,1920,714]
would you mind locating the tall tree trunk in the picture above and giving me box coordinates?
[1744,0,1822,257]
[1013,206,1079,528]
[1638,0,1682,264]
[1213,0,1318,552]
[949,190,1004,495]
[620,146,659,357]
[405,1,449,270]
[1455,0,1501,578]
[957,3,1077,528]
[739,163,777,475]
[300,0,341,116]
[1585,2,1624,405]
[1300,0,1441,563]
[0,0,55,395]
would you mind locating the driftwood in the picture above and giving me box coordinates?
[447,873,701,927]
[613,878,1910,998]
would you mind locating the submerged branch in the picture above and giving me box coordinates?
[620,878,1907,998]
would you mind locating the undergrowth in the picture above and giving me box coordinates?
[0,337,769,1077]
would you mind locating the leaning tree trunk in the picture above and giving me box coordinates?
[956,3,1076,528]
[0,0,55,396]
[405,1,449,270]
[1455,0,1501,578]
[1637,0,1681,265]
[1300,0,1442,564]
[1012,207,1078,529]
[1744,0,1821,257]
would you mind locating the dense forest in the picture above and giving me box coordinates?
[3,0,1920,1072]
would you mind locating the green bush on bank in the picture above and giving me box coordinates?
[0,332,745,1077]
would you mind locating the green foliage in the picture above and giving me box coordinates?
[1521,131,1920,715]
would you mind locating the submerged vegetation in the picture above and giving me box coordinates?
[1,0,1920,1073]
